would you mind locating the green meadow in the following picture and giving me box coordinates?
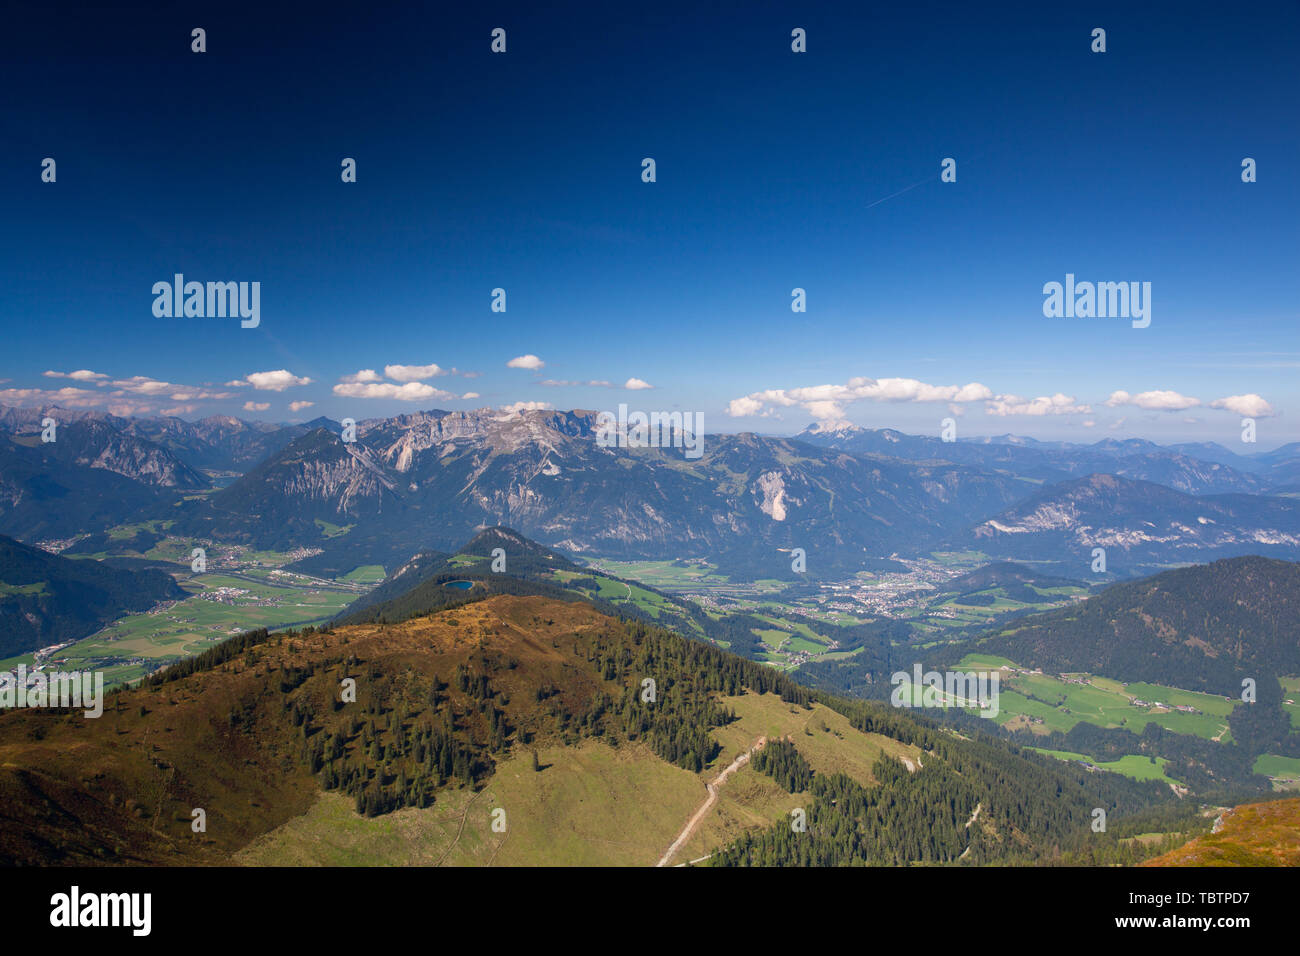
[1253,754,1300,789]
[1,570,364,688]
[1026,748,1178,784]
[957,655,1234,743]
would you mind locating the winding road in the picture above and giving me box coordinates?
[656,736,766,868]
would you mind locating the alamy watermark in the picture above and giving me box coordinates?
[152,274,260,328]
[1042,273,1150,328]
[0,665,104,718]
[595,404,704,459]
[50,886,150,936]
[890,663,1000,719]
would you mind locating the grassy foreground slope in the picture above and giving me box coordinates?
[237,740,705,866]
[1143,798,1300,867]
[0,589,1172,866]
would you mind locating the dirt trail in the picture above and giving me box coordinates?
[435,789,485,866]
[656,736,766,868]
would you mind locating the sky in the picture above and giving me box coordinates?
[1,1,1297,448]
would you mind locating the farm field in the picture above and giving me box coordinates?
[582,558,730,590]
[1253,754,1300,790]
[1282,677,1300,730]
[1,536,377,687]
[955,655,1235,742]
[1026,748,1179,784]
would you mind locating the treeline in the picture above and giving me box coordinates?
[713,756,981,866]
[241,612,812,816]
[707,687,1173,866]
[974,556,1300,696]
[999,711,1278,796]
[145,627,273,687]
[714,736,1178,867]
[752,738,813,792]
[336,570,626,628]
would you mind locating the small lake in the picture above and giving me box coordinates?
[445,580,474,590]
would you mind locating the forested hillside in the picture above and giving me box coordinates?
[0,534,185,658]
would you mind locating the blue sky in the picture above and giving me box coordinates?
[2,1,1297,447]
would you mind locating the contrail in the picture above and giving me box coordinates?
[865,177,930,209]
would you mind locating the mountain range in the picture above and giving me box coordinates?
[5,403,1300,579]
[797,423,1297,494]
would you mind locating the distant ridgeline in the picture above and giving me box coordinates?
[973,556,1300,695]
[334,527,638,626]
[332,527,906,669]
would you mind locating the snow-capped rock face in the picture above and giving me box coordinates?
[968,473,1300,564]
[203,407,1040,563]
[205,409,1300,569]
[0,415,209,490]
[75,426,202,488]
[754,471,788,521]
[15,400,1298,573]
[800,420,862,437]
[274,454,393,514]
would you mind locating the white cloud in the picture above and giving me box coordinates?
[624,377,653,390]
[728,375,1108,421]
[160,405,199,416]
[332,382,454,401]
[461,392,481,400]
[102,376,229,403]
[507,354,545,370]
[985,393,1090,417]
[1105,389,1200,411]
[385,363,445,382]
[1210,393,1275,417]
[340,369,382,384]
[243,401,271,412]
[499,400,554,414]
[43,369,107,381]
[1102,389,1274,417]
[239,369,312,391]
[804,400,847,422]
[0,386,164,416]
[167,389,232,401]
[727,376,995,419]
[540,379,614,388]
[289,401,315,413]
[726,395,766,418]
[112,376,178,396]
[0,386,100,407]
